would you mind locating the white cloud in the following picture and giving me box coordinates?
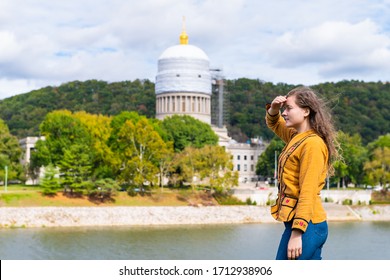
[260,19,390,82]
[268,20,389,65]
[0,31,22,61]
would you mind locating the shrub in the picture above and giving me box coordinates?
[342,199,353,205]
[324,197,334,203]
[127,186,138,197]
[87,178,118,203]
[246,197,257,205]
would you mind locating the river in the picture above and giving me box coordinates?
[1,222,389,260]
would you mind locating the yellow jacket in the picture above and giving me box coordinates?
[265,106,328,232]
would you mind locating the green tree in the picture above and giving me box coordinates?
[367,133,390,152]
[59,144,93,196]
[40,164,61,196]
[87,178,119,203]
[38,110,92,164]
[0,119,24,182]
[256,137,284,179]
[29,139,51,183]
[334,132,368,187]
[33,110,115,182]
[171,146,198,189]
[109,111,143,145]
[30,138,51,163]
[333,160,348,189]
[161,115,218,152]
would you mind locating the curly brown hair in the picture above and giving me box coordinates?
[286,86,340,175]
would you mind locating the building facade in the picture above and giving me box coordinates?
[19,136,45,185]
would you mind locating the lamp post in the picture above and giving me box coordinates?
[4,165,8,192]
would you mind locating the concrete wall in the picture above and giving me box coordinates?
[321,190,372,205]
[233,188,373,206]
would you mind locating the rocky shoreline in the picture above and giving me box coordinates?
[0,204,390,228]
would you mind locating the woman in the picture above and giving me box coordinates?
[266,86,339,260]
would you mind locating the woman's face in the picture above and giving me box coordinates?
[281,95,309,131]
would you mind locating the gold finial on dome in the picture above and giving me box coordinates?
[179,16,188,45]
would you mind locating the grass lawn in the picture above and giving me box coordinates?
[0,185,218,207]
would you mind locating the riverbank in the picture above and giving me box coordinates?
[1,204,390,228]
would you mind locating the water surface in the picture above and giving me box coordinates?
[1,222,389,260]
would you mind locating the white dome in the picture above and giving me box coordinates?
[155,31,212,124]
[155,43,211,95]
[159,44,209,61]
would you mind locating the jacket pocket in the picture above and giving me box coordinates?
[271,196,298,221]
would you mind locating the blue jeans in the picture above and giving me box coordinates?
[276,220,328,260]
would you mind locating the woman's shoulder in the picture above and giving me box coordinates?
[303,134,327,149]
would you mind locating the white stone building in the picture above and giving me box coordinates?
[19,136,45,185]
[227,138,266,183]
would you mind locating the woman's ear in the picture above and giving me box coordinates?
[304,108,310,117]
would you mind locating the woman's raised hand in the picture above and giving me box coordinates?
[268,95,287,115]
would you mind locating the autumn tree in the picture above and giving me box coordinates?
[196,145,238,192]
[364,147,390,187]
[364,134,390,187]
[115,117,173,191]
[171,146,198,189]
[171,145,238,192]
[156,140,174,189]
[73,111,114,179]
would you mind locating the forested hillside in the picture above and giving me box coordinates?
[0,79,389,145]
[0,79,156,138]
[225,79,390,145]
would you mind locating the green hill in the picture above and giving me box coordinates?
[225,79,390,144]
[0,79,156,138]
[0,78,389,145]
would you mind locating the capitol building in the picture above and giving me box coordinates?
[20,23,267,185]
[154,24,266,184]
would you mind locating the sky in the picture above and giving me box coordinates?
[0,0,390,99]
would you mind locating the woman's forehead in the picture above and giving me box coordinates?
[285,95,297,105]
